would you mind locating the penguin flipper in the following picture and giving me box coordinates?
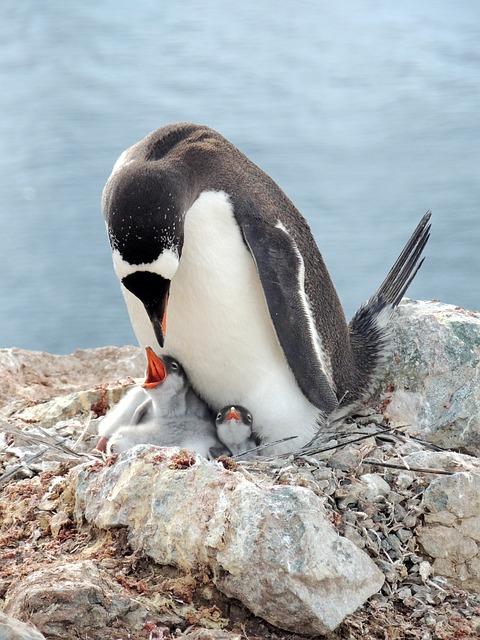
[238,215,338,415]
[98,386,148,438]
[131,399,152,424]
[348,211,432,398]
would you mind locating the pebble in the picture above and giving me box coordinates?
[396,471,415,489]
[356,414,385,426]
[359,473,390,500]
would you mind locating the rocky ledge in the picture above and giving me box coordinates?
[1,300,480,640]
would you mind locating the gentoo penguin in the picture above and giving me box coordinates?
[102,123,431,453]
[104,348,221,457]
[213,405,258,457]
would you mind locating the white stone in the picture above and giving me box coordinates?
[359,473,390,500]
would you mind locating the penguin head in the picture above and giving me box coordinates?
[142,347,187,398]
[215,405,253,447]
[103,164,188,347]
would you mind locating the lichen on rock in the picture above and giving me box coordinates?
[377,299,480,455]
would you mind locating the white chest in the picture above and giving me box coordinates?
[122,191,320,450]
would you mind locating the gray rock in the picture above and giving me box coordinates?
[376,299,480,454]
[417,525,478,561]
[0,613,46,640]
[3,560,149,640]
[423,472,480,519]
[404,450,480,475]
[395,471,415,489]
[74,446,384,635]
[417,472,480,591]
[16,385,135,427]
[180,632,242,640]
[359,473,390,500]
[0,346,143,415]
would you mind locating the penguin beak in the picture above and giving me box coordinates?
[145,289,169,348]
[121,272,170,348]
[225,407,241,422]
[143,347,167,388]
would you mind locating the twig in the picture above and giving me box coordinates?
[232,435,299,459]
[363,459,454,475]
[298,426,395,458]
[0,448,47,487]
[12,424,95,460]
[73,411,94,450]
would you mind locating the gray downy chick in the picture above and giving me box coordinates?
[105,347,222,457]
[211,405,258,458]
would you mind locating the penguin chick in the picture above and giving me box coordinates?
[95,346,173,451]
[106,348,222,458]
[213,405,258,458]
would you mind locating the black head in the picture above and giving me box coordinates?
[103,163,190,346]
[162,355,186,379]
[215,405,253,426]
[104,163,187,262]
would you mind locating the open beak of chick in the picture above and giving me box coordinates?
[142,346,167,389]
[224,407,241,422]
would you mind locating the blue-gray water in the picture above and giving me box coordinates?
[1,1,479,354]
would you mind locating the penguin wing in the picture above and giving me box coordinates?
[131,398,152,424]
[238,214,338,414]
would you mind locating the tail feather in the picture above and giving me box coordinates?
[347,211,431,403]
[377,211,431,306]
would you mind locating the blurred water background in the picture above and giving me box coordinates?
[0,1,479,353]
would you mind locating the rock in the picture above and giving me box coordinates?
[49,511,70,537]
[417,472,480,591]
[376,299,480,455]
[418,525,478,561]
[356,414,385,426]
[16,385,135,427]
[180,631,242,640]
[328,447,362,470]
[395,471,415,490]
[0,613,46,640]
[419,561,432,582]
[404,450,480,475]
[3,560,150,639]
[359,473,390,500]
[423,472,480,519]
[459,516,480,542]
[74,446,384,635]
[0,346,143,415]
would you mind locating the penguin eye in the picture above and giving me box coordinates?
[247,414,252,423]
[170,361,179,371]
[216,412,222,421]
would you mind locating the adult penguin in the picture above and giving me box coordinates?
[102,123,430,453]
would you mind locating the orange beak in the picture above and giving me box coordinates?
[225,407,241,422]
[161,303,168,337]
[142,347,167,388]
